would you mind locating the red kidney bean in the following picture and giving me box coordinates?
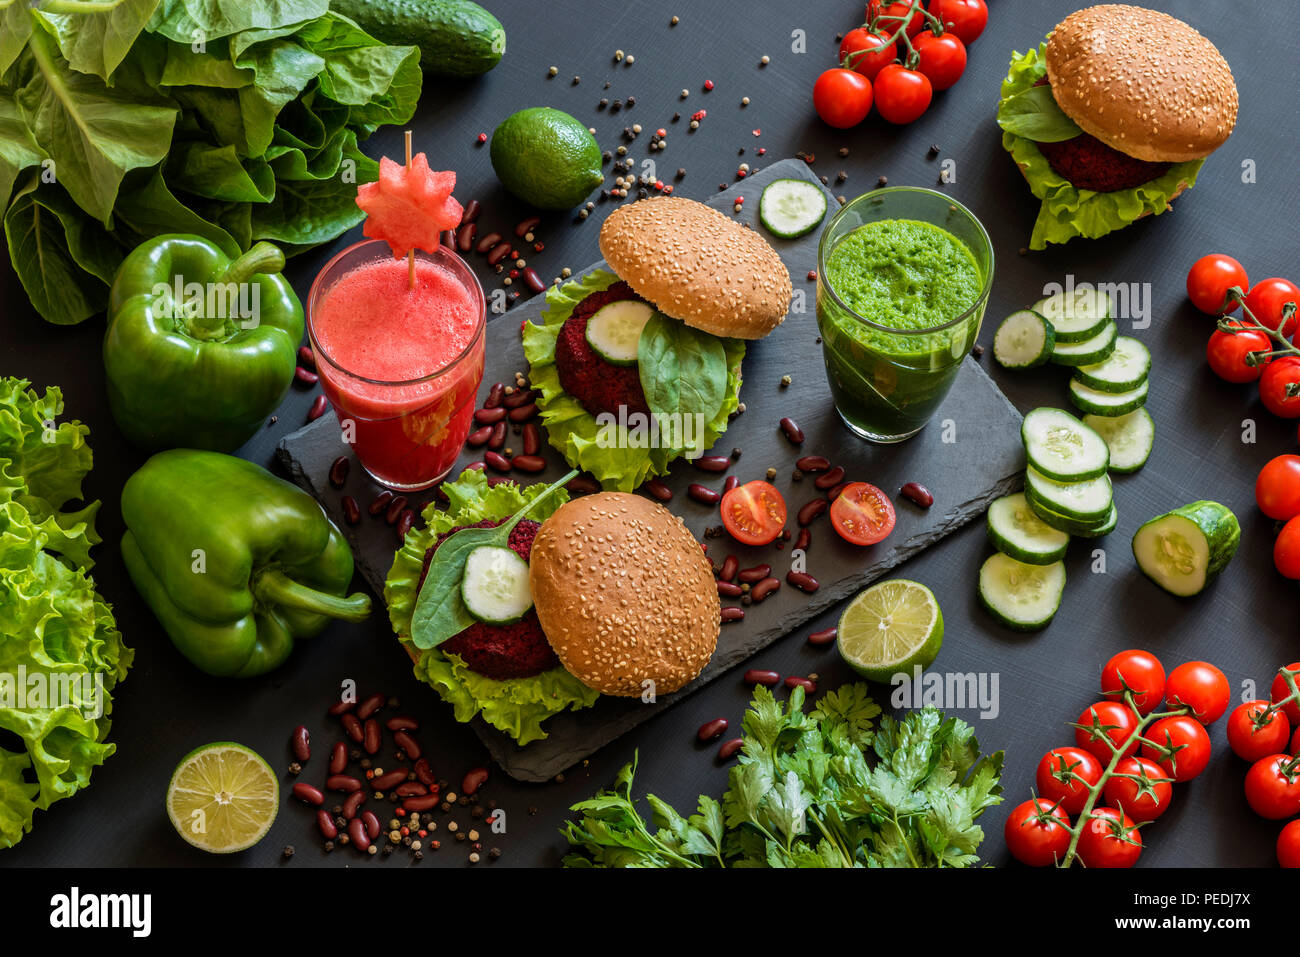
[489,420,507,450]
[484,381,505,409]
[402,794,439,812]
[385,715,418,732]
[719,555,739,582]
[475,231,502,254]
[294,365,318,386]
[461,199,481,225]
[722,475,739,495]
[384,495,408,524]
[750,577,781,602]
[797,499,828,527]
[720,607,745,623]
[744,669,781,686]
[363,718,381,755]
[795,455,830,473]
[794,528,811,551]
[342,790,366,819]
[813,466,846,490]
[440,229,455,248]
[462,767,490,796]
[341,495,360,525]
[697,718,728,741]
[356,693,385,720]
[307,394,329,422]
[372,769,409,791]
[328,456,350,489]
[807,627,838,647]
[785,676,816,693]
[392,731,421,760]
[474,406,507,425]
[787,571,819,593]
[290,725,311,763]
[522,422,541,456]
[718,738,744,761]
[292,782,324,806]
[687,483,720,505]
[485,475,512,488]
[361,810,382,841]
[502,387,537,409]
[413,758,436,788]
[487,242,513,266]
[327,774,362,793]
[507,403,538,422]
[329,742,348,775]
[522,268,546,293]
[396,509,416,541]
[511,454,546,473]
[395,781,428,797]
[900,482,934,508]
[779,417,804,444]
[466,425,492,447]
[515,215,541,237]
[825,482,849,502]
[368,490,393,516]
[327,699,354,716]
[464,460,486,472]
[340,714,363,743]
[348,818,371,851]
[717,580,742,598]
[317,809,338,840]
[456,221,477,253]
[642,478,673,502]
[693,455,731,472]
[297,345,316,370]
[737,563,771,584]
[484,450,511,472]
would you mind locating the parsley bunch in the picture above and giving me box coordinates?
[562,683,1004,867]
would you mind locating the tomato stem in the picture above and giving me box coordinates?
[1220,289,1300,361]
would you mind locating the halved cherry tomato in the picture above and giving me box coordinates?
[829,482,896,545]
[877,1,925,37]
[1186,253,1248,314]
[812,68,873,129]
[1243,277,1300,339]
[1166,660,1229,724]
[1227,700,1292,763]
[872,64,932,124]
[1255,454,1300,521]
[1004,798,1071,867]
[1100,649,1165,715]
[928,0,987,44]
[1035,746,1103,815]
[912,31,966,90]
[1075,701,1139,764]
[1271,663,1300,726]
[1076,807,1142,868]
[719,480,787,547]
[1206,321,1272,383]
[1142,715,1212,782]
[1275,515,1300,580]
[839,27,896,81]
[1103,756,1173,823]
[1260,357,1300,419]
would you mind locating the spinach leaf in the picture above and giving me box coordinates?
[0,90,44,208]
[411,470,576,651]
[36,0,161,82]
[996,85,1082,143]
[638,312,729,445]
[147,0,328,44]
[248,153,375,246]
[112,164,240,256]
[0,0,33,76]
[297,14,420,108]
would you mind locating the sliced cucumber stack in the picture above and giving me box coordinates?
[585,301,654,365]
[994,310,1056,369]
[1032,286,1113,342]
[1025,491,1118,538]
[987,493,1069,565]
[758,179,827,239]
[461,545,534,624]
[1025,467,1113,523]
[1050,320,1118,367]
[1022,407,1109,481]
[978,553,1067,632]
[1131,501,1240,597]
[1083,409,1155,474]
[1068,377,1150,417]
[1074,336,1151,392]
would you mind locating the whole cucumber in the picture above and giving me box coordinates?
[332,0,505,76]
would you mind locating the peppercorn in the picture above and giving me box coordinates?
[792,469,804,482]
[469,852,481,863]
[877,176,888,187]
[760,55,770,65]
[703,79,714,90]
[572,75,580,85]
[625,56,634,66]
[626,96,636,106]
[780,375,792,388]
[414,850,423,861]
[599,99,608,110]
[283,845,294,859]
[839,146,850,157]
[547,66,557,77]
[670,15,679,24]
[766,467,777,480]
[324,840,334,852]
[741,96,750,106]
[836,171,847,183]
[288,761,301,775]
[731,447,742,460]
[489,847,502,859]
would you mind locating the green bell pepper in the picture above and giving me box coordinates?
[120,449,371,678]
[104,234,305,453]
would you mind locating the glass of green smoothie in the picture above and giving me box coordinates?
[817,187,993,443]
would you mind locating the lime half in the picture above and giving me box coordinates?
[837,579,944,683]
[166,742,279,854]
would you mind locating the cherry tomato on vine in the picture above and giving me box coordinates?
[1271,664,1300,727]
[719,481,787,547]
[1100,649,1166,715]
[873,64,932,124]
[1243,277,1300,339]
[1076,807,1142,869]
[839,27,897,81]
[1227,701,1292,763]
[1206,322,1272,383]
[1255,454,1300,521]
[912,31,966,90]
[1075,701,1139,764]
[1260,357,1300,419]
[1165,660,1229,724]
[878,1,925,37]
[812,68,873,128]
[1244,753,1300,819]
[1004,798,1071,867]
[1186,254,1248,315]
[1143,715,1212,782]
[1278,820,1300,868]
[1035,746,1103,815]
[1275,516,1300,580]
[1103,756,1173,824]
[928,0,988,44]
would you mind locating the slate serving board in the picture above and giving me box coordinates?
[278,158,1025,781]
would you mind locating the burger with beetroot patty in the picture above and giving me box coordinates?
[523,196,791,491]
[997,4,1237,249]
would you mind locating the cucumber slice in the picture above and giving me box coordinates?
[1021,407,1110,482]
[585,300,654,365]
[1083,408,1155,474]
[1131,501,1240,597]
[1069,376,1149,417]
[994,310,1056,370]
[987,493,1070,565]
[978,552,1066,632]
[1074,336,1151,392]
[1050,320,1118,367]
[460,545,533,624]
[1025,466,1113,522]
[1031,286,1112,342]
[1025,490,1118,538]
[759,179,827,239]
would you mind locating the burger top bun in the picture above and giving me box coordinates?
[1045,4,1238,163]
[598,196,792,340]
[528,492,719,697]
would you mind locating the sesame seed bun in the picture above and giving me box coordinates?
[598,196,792,340]
[1045,5,1237,163]
[528,492,719,696]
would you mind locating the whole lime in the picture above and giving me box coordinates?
[490,107,604,210]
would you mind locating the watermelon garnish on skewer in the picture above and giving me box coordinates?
[356,152,463,260]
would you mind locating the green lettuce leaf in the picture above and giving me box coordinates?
[998,44,1203,250]
[384,470,599,746]
[522,269,746,492]
[35,0,161,82]
[147,0,328,44]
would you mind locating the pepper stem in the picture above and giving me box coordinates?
[223,242,285,285]
[253,569,372,623]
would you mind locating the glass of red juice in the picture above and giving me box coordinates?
[307,240,485,491]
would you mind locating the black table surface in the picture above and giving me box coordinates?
[2,0,1295,869]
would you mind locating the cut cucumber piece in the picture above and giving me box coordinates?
[1069,376,1149,417]
[1074,336,1151,392]
[1083,409,1155,474]
[1131,501,1240,597]
[987,493,1070,565]
[1021,407,1110,482]
[758,178,827,239]
[461,545,533,624]
[978,552,1066,632]
[1050,320,1118,367]
[585,300,654,365]
[1025,490,1118,538]
[1031,286,1112,342]
[994,310,1056,370]
[1025,466,1113,522]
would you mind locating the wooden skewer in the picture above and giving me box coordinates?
[405,129,415,291]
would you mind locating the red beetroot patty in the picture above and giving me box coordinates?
[554,280,652,418]
[415,518,558,680]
